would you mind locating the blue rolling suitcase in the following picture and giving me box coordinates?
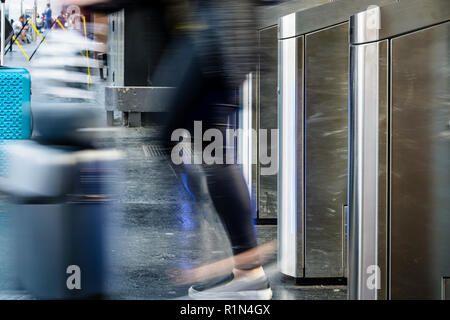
[0,0,31,174]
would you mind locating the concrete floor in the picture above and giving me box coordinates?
[0,45,347,300]
[0,126,346,300]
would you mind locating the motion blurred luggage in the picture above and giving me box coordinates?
[0,103,122,299]
[0,1,121,298]
[0,0,31,174]
[1,140,122,299]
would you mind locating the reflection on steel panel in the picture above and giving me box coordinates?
[278,35,304,278]
[240,73,258,220]
[376,40,389,302]
[252,73,259,220]
[349,0,449,300]
[348,39,390,300]
[391,22,450,300]
[258,26,278,219]
[304,23,348,278]
[348,38,389,300]
[277,0,398,282]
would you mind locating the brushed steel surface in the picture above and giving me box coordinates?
[252,72,259,220]
[107,10,125,86]
[390,22,450,300]
[348,39,389,300]
[350,0,450,45]
[279,0,397,39]
[276,1,394,280]
[258,26,278,219]
[304,23,349,278]
[376,40,389,302]
[258,0,330,30]
[278,35,304,278]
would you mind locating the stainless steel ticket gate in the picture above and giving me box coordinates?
[256,1,331,222]
[348,0,450,300]
[277,0,396,280]
[247,1,333,222]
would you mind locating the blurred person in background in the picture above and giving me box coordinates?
[43,3,53,29]
[12,15,30,43]
[36,14,45,32]
[55,10,67,29]
[64,0,272,300]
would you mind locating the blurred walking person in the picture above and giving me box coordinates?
[63,0,272,300]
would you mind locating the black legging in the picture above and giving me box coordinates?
[160,39,260,270]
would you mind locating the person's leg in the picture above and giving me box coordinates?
[159,37,269,298]
[203,164,259,268]
[182,153,269,298]
[165,53,261,262]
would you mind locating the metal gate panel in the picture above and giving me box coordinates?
[304,23,349,278]
[390,22,450,300]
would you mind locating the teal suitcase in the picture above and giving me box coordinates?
[0,67,31,140]
[0,0,32,173]
[0,67,31,173]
